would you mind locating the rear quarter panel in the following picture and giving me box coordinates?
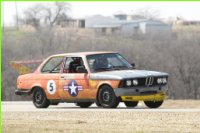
[17,73,60,99]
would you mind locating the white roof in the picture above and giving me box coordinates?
[92,19,169,28]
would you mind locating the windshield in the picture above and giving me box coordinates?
[87,53,133,72]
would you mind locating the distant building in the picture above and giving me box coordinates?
[92,19,171,36]
[84,13,171,36]
[175,20,200,26]
[59,19,85,28]
[173,17,200,26]
[114,12,127,20]
[126,15,145,21]
[84,15,118,28]
[114,12,145,21]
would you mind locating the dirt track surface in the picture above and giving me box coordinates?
[2,100,200,133]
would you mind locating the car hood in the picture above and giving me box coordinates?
[90,70,168,80]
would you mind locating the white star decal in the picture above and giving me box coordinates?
[69,81,77,95]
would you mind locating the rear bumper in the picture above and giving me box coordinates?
[114,85,168,97]
[15,89,31,95]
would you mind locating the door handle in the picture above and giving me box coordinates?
[60,76,65,79]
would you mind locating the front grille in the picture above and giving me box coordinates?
[140,91,157,95]
[119,76,168,88]
[138,78,146,86]
[145,77,154,86]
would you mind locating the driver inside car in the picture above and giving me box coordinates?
[93,56,109,71]
[68,57,83,73]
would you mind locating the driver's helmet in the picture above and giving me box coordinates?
[94,56,108,69]
[73,57,81,65]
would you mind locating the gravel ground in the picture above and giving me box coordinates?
[2,100,200,133]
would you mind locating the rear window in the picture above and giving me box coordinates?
[41,56,64,73]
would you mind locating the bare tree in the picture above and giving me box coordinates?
[22,5,43,30]
[2,23,200,100]
[135,7,161,20]
[42,2,70,27]
[21,2,71,29]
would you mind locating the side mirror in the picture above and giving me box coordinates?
[77,66,88,73]
[131,63,135,69]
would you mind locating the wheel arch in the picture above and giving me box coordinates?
[31,86,44,94]
[96,83,113,103]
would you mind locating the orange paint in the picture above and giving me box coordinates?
[17,52,121,100]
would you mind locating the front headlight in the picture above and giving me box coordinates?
[157,78,162,84]
[126,80,132,86]
[157,77,167,84]
[162,78,167,83]
[132,79,138,86]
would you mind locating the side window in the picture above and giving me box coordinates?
[63,57,85,73]
[41,56,64,73]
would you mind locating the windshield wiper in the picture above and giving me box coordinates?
[42,70,51,73]
[94,67,112,71]
[112,66,132,70]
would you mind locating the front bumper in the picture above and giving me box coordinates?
[15,89,31,95]
[121,93,166,101]
[114,85,167,101]
[114,85,167,96]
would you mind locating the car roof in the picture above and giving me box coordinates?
[52,51,117,57]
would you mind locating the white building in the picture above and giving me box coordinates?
[93,19,171,36]
[85,14,172,36]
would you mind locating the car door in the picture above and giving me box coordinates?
[39,56,64,99]
[58,56,92,100]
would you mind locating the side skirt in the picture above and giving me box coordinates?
[49,99,96,103]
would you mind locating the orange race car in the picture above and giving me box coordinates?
[16,51,168,108]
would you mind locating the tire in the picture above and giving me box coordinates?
[33,88,50,108]
[124,101,139,108]
[95,100,102,107]
[98,85,119,108]
[75,102,93,108]
[144,100,164,108]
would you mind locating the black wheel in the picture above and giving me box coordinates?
[75,102,93,108]
[124,101,139,108]
[95,100,102,107]
[98,85,119,108]
[144,100,164,108]
[33,88,50,108]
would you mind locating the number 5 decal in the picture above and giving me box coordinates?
[49,83,53,91]
[47,80,56,95]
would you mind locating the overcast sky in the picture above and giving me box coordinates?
[2,2,200,26]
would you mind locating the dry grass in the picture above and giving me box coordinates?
[3,111,200,133]
[162,100,200,109]
[2,100,200,133]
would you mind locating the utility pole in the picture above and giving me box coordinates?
[2,2,5,32]
[15,2,19,30]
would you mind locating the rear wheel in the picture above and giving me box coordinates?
[33,88,50,108]
[144,100,164,108]
[124,101,139,108]
[98,85,119,108]
[75,102,93,108]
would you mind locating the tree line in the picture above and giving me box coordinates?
[2,2,200,100]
